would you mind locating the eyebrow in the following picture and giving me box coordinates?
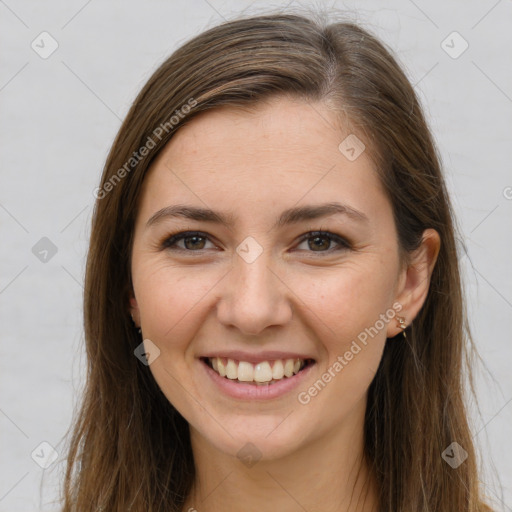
[145,202,369,230]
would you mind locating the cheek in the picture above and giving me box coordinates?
[292,260,396,332]
[135,263,221,342]
[290,268,392,418]
[133,266,217,412]
[288,260,395,374]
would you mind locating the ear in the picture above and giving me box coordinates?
[129,293,141,327]
[387,228,441,338]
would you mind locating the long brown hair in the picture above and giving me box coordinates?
[60,8,493,511]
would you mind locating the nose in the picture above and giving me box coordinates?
[215,249,293,336]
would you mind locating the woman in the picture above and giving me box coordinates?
[61,10,494,512]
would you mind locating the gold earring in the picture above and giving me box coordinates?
[396,316,407,338]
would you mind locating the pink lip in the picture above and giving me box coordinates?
[199,358,316,400]
[200,350,315,364]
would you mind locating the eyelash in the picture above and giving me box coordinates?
[159,230,351,255]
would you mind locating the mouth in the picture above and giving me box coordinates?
[201,356,316,386]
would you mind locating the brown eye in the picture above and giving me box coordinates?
[161,231,214,251]
[308,235,331,251]
[296,231,350,253]
[182,235,207,250]
[160,230,350,255]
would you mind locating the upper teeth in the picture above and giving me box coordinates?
[209,357,305,382]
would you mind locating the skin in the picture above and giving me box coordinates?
[129,96,440,512]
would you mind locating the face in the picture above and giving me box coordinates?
[129,96,410,461]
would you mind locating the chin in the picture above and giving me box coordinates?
[191,417,309,462]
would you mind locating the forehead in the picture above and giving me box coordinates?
[158,96,357,172]
[138,97,391,228]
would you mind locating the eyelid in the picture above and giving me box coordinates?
[298,230,350,245]
[159,229,351,254]
[160,230,215,251]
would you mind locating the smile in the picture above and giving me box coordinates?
[202,357,315,385]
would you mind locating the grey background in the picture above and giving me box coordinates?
[1,0,511,510]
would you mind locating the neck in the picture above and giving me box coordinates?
[181,405,379,512]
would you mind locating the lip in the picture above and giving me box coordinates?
[200,350,315,365]
[199,357,317,400]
